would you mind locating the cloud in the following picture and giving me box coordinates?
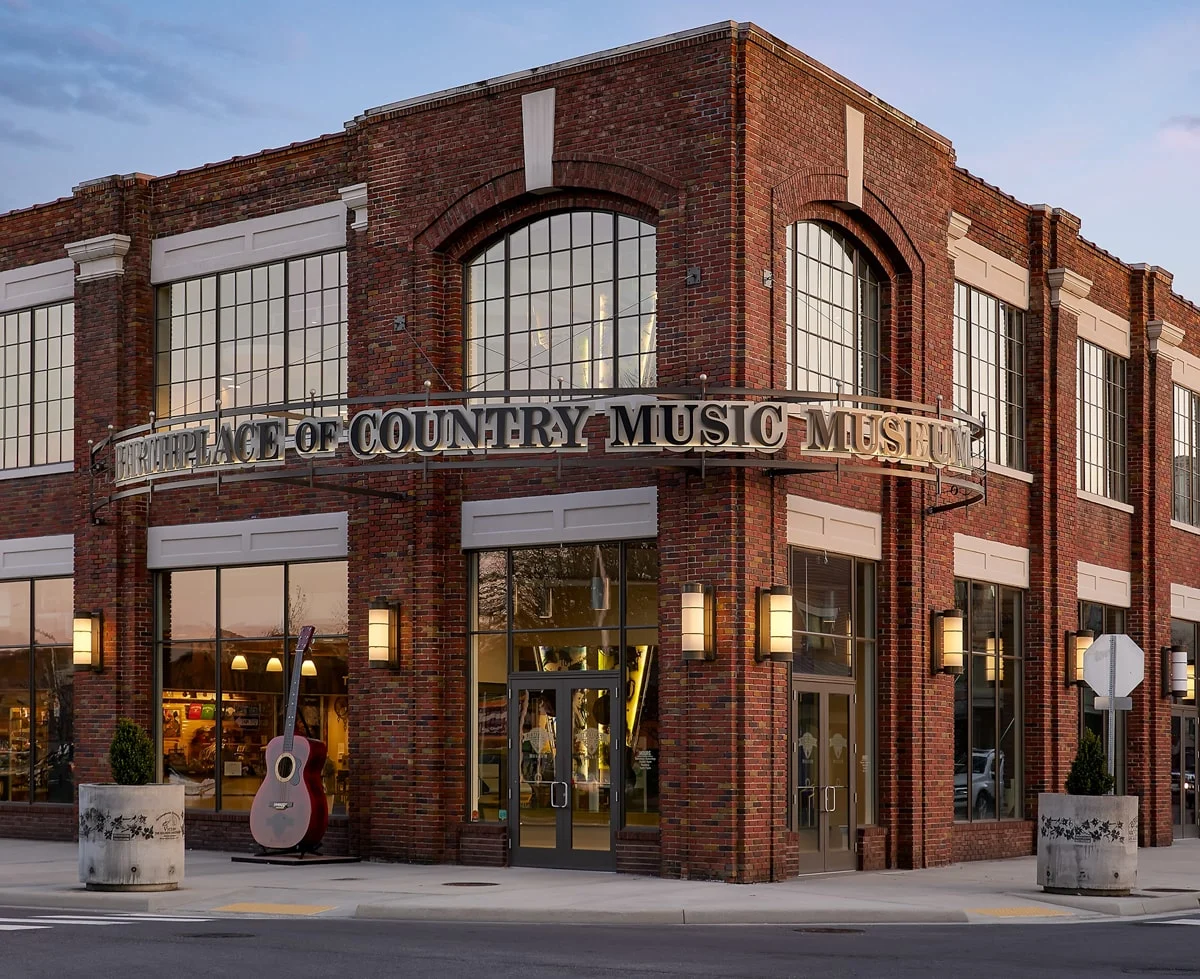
[1159,115,1200,151]
[0,116,69,149]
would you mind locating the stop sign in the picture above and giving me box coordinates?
[1082,633,1145,698]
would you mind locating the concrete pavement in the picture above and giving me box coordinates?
[1,837,1198,924]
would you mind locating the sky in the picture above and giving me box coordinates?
[2,0,1199,297]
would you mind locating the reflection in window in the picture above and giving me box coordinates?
[954,579,1023,821]
[1174,386,1200,527]
[0,577,73,803]
[0,301,74,469]
[158,561,349,814]
[465,211,657,395]
[468,541,659,827]
[785,222,881,395]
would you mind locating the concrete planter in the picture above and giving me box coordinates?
[78,783,185,891]
[1037,792,1138,896]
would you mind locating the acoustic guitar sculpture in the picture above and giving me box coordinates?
[249,626,329,853]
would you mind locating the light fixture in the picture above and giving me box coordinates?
[301,657,317,677]
[73,610,102,672]
[932,608,964,675]
[681,582,715,662]
[265,656,283,673]
[1067,629,1094,687]
[1163,645,1189,699]
[591,545,610,611]
[756,585,793,663]
[230,653,248,671]
[1189,664,1196,702]
[368,597,399,669]
[985,635,1005,683]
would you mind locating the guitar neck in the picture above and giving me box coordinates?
[282,626,316,753]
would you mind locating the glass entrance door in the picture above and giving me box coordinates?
[1172,711,1198,839]
[509,678,621,869]
[794,686,856,873]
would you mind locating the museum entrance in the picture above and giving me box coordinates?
[508,676,622,870]
[793,683,857,873]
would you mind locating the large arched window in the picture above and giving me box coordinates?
[465,211,656,395]
[786,222,881,395]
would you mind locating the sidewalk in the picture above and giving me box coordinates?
[1,837,1198,924]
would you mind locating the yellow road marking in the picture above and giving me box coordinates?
[967,906,1072,918]
[214,902,334,916]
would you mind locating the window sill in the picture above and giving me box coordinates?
[0,461,73,481]
[1171,520,1200,538]
[1076,489,1134,514]
[987,463,1033,484]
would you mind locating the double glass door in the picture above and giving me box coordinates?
[509,677,621,869]
[794,686,856,873]
[1172,711,1198,839]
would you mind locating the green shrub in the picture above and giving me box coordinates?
[109,718,154,786]
[1066,728,1116,796]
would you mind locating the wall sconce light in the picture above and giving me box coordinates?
[1163,645,1189,699]
[368,597,399,669]
[301,657,317,677]
[931,608,964,675]
[681,582,715,662]
[756,585,793,663]
[230,653,249,671]
[1067,629,1093,687]
[265,656,283,673]
[73,610,102,672]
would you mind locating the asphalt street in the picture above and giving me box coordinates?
[2,908,1200,978]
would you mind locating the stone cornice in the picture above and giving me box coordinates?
[1047,268,1092,315]
[338,183,368,230]
[65,234,132,282]
[1146,319,1186,357]
[947,211,971,253]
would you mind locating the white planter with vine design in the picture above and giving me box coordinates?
[78,783,185,891]
[1036,792,1137,895]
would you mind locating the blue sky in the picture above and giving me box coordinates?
[2,0,1199,297]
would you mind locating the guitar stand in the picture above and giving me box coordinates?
[252,841,324,858]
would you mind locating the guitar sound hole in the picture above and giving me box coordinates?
[276,756,295,781]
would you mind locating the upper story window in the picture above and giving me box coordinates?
[953,283,1025,469]
[465,211,657,396]
[155,252,347,422]
[1174,385,1200,526]
[1077,338,1127,503]
[0,301,74,470]
[785,222,881,396]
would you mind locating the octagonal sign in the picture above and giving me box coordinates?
[1082,633,1145,698]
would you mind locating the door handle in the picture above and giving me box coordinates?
[550,780,569,808]
[824,785,835,812]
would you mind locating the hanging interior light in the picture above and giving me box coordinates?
[301,657,317,677]
[932,608,964,675]
[756,585,793,663]
[590,545,610,612]
[265,656,283,673]
[985,634,1004,683]
[230,653,249,671]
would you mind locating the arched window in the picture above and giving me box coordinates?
[786,222,881,395]
[465,211,656,395]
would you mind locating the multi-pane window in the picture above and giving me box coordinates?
[154,252,347,421]
[1077,338,1127,502]
[157,561,349,813]
[786,222,881,395]
[953,283,1025,469]
[0,301,74,469]
[0,577,74,803]
[1079,601,1126,795]
[1174,386,1200,526]
[954,579,1022,821]
[465,211,657,395]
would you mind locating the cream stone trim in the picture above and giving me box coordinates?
[65,234,131,283]
[1172,520,1200,538]
[1147,320,1200,394]
[987,462,1034,484]
[148,512,348,569]
[0,258,74,313]
[1076,488,1135,514]
[0,533,73,579]
[1050,268,1130,357]
[522,88,556,193]
[0,461,73,481]
[845,105,864,208]
[949,228,1030,310]
[953,533,1029,589]
[1077,560,1131,608]
[787,496,881,561]
[1172,582,1200,622]
[150,201,348,284]
[462,487,656,549]
[1047,268,1092,313]
[338,183,368,230]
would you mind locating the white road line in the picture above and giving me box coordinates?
[0,924,51,931]
[1159,919,1200,925]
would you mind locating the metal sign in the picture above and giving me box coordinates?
[1083,633,1145,786]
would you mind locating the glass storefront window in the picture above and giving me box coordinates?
[1080,601,1127,795]
[0,577,73,804]
[468,541,659,827]
[157,561,349,814]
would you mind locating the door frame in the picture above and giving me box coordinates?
[508,674,622,870]
[1172,708,1199,840]
[792,680,857,874]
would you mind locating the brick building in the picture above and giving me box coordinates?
[1,21,1198,880]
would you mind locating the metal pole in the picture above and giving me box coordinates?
[1107,634,1117,794]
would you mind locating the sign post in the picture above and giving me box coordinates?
[1082,633,1145,786]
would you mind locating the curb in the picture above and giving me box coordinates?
[353,904,970,925]
[1011,890,1200,917]
[0,889,162,912]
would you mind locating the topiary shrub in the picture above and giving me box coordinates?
[1065,728,1116,796]
[109,718,154,786]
